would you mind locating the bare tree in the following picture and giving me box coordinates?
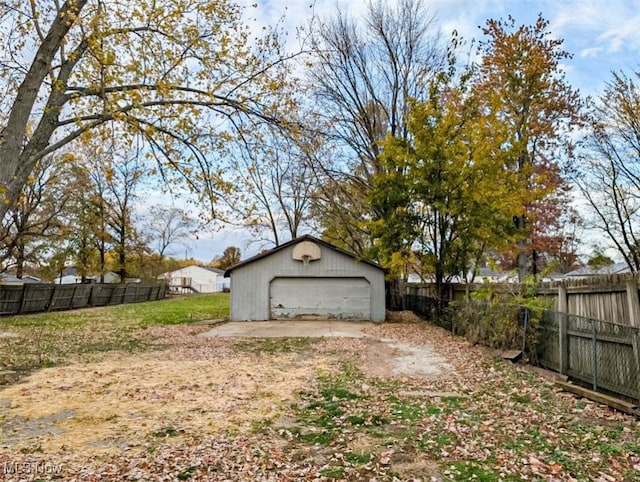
[577,70,640,272]
[225,125,317,247]
[145,206,196,264]
[305,0,447,309]
[306,0,446,251]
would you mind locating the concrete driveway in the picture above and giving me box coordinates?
[199,320,375,338]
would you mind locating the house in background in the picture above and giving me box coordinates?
[566,262,630,279]
[159,265,228,293]
[0,273,42,285]
[53,267,121,284]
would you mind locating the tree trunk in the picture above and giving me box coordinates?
[385,278,403,311]
[515,214,528,282]
[118,245,126,283]
[434,270,449,318]
[15,242,25,279]
[0,0,88,221]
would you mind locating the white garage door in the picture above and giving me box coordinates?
[270,277,371,320]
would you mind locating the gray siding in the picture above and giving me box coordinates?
[229,242,385,321]
[270,277,371,319]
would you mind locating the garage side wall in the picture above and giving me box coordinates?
[229,244,385,321]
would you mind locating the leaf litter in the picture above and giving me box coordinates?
[0,321,638,481]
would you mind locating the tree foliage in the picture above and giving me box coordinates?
[0,155,73,276]
[212,246,241,270]
[0,0,296,222]
[369,75,518,299]
[473,14,584,280]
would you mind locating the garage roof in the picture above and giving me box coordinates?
[223,234,384,277]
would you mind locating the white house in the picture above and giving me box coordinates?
[0,274,42,285]
[54,268,121,284]
[159,265,228,293]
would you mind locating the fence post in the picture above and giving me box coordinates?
[625,279,640,327]
[592,320,598,391]
[557,283,569,375]
[18,284,28,315]
[625,278,640,402]
[47,284,58,312]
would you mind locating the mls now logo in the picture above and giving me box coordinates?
[3,461,63,475]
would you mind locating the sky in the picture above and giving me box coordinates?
[184,0,640,262]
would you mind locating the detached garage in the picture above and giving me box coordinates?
[224,235,385,321]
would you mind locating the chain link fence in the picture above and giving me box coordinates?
[537,310,640,403]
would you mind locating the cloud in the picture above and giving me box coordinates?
[579,47,603,59]
[597,16,640,52]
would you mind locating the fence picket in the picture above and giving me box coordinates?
[0,283,167,317]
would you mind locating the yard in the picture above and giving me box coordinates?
[0,295,638,481]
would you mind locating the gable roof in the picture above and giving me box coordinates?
[566,262,629,277]
[224,234,383,277]
[0,274,42,284]
[199,266,224,274]
[159,265,224,277]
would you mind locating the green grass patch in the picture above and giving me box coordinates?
[233,337,316,354]
[319,467,345,479]
[419,430,457,454]
[391,401,441,420]
[176,466,197,480]
[444,461,503,481]
[0,294,229,370]
[345,452,371,464]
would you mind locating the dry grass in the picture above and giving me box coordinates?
[1,336,329,455]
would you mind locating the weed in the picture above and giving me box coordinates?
[152,426,180,438]
[300,430,334,446]
[510,392,532,404]
[319,467,345,479]
[176,466,197,480]
[346,414,366,425]
[250,418,273,433]
[345,452,371,464]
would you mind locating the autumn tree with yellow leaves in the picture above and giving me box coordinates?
[473,15,584,280]
[0,0,297,223]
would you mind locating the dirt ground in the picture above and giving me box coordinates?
[0,316,450,453]
[0,316,450,459]
[0,313,638,481]
[200,318,454,379]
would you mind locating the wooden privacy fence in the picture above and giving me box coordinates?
[0,283,167,316]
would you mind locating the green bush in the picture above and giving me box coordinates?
[444,278,549,361]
